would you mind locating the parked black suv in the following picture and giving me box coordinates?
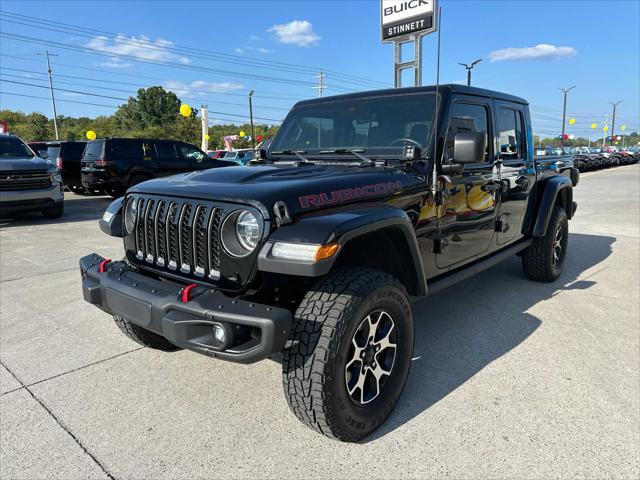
[47,141,87,193]
[81,138,236,197]
[82,85,579,441]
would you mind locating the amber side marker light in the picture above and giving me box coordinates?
[315,243,340,261]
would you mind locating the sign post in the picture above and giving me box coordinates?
[381,0,438,87]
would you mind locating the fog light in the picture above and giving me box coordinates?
[212,323,226,343]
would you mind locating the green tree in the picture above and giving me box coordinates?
[23,112,51,141]
[114,86,181,133]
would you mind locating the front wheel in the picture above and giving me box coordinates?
[522,206,568,282]
[282,268,414,442]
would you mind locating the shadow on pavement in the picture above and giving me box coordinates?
[0,194,113,228]
[365,232,615,442]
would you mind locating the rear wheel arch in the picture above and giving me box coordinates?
[532,177,573,237]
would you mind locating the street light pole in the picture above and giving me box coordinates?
[457,59,482,86]
[609,100,622,146]
[558,86,576,146]
[248,90,255,151]
[37,50,59,140]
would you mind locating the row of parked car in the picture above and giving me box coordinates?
[536,145,640,172]
[0,134,256,220]
[28,138,248,198]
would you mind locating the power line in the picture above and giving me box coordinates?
[0,31,358,92]
[0,91,119,109]
[0,72,293,112]
[1,79,284,122]
[0,10,390,90]
[0,62,304,101]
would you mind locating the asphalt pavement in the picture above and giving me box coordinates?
[1,165,638,479]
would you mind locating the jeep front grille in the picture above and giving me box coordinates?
[131,196,226,281]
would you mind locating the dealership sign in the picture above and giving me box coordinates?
[381,0,436,41]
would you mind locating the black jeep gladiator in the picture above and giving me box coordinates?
[80,85,578,441]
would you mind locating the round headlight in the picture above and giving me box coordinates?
[236,211,260,250]
[221,210,261,257]
[124,197,137,234]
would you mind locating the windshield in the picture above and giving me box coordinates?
[0,136,34,158]
[271,92,436,156]
[223,151,238,158]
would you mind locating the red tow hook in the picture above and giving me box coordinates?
[181,283,198,303]
[98,258,112,273]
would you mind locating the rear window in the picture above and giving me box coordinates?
[154,142,178,158]
[82,140,105,160]
[47,145,61,159]
[66,142,87,158]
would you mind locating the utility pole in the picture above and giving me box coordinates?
[36,50,59,140]
[609,100,622,146]
[313,71,326,97]
[457,59,482,86]
[200,105,208,151]
[558,86,576,146]
[248,90,255,150]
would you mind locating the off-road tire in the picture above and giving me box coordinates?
[522,206,568,282]
[282,268,414,442]
[41,203,64,219]
[113,315,180,351]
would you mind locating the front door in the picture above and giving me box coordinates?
[436,100,498,270]
[494,103,532,244]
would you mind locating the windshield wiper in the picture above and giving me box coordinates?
[318,148,375,166]
[270,149,311,163]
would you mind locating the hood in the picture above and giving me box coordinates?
[0,156,53,172]
[131,164,421,218]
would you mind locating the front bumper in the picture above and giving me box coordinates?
[0,183,64,214]
[80,254,292,363]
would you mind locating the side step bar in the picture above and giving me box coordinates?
[427,239,533,296]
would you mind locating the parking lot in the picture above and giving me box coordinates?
[1,165,638,479]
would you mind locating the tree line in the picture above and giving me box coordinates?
[0,86,280,150]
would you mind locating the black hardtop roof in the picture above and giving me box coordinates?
[294,84,528,107]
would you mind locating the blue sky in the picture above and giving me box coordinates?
[1,0,639,139]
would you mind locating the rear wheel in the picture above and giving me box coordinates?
[522,206,568,282]
[282,268,414,442]
[113,315,180,351]
[128,174,150,189]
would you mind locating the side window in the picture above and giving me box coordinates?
[112,141,142,159]
[497,108,524,159]
[446,103,490,162]
[154,142,178,158]
[179,143,207,162]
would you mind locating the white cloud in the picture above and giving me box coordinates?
[234,48,245,54]
[96,57,133,69]
[234,46,273,55]
[488,44,576,62]
[164,80,244,99]
[86,34,190,65]
[268,20,320,47]
[249,35,263,41]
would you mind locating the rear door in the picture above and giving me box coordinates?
[153,141,183,177]
[494,102,532,245]
[435,98,498,269]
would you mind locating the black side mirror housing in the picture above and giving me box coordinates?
[453,132,486,164]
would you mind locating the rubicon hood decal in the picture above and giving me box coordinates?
[299,181,404,208]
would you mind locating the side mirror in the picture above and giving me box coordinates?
[453,132,486,164]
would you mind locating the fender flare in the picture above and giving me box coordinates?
[532,176,573,237]
[257,204,427,295]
